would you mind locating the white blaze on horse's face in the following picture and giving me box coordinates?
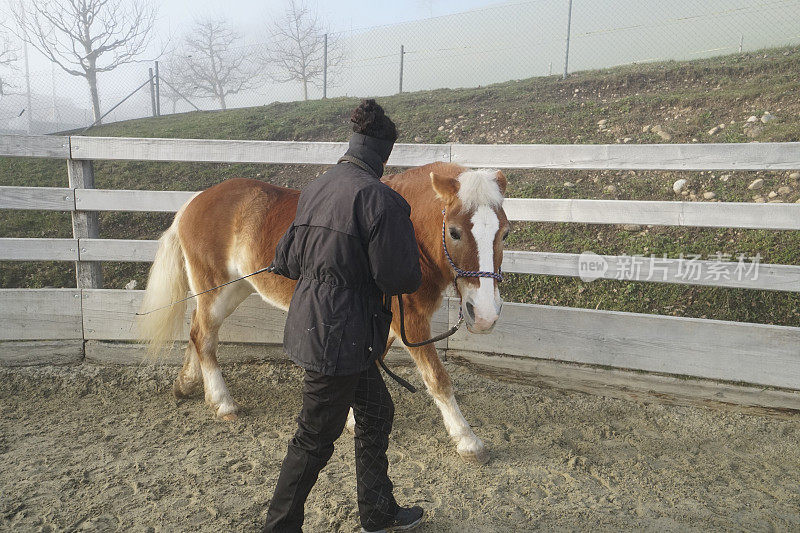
[452,169,507,334]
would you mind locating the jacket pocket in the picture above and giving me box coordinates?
[368,304,393,359]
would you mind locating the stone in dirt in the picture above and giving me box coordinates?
[777,186,792,195]
[622,224,642,231]
[789,172,799,180]
[768,191,778,199]
[747,115,758,123]
[656,130,672,141]
[603,184,618,194]
[703,192,717,200]
[761,112,777,123]
[672,179,687,193]
[748,179,764,190]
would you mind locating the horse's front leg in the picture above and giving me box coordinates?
[392,297,489,464]
[395,314,488,464]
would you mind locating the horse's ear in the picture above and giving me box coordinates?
[495,170,507,196]
[431,172,459,200]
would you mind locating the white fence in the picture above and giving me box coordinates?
[1,134,800,395]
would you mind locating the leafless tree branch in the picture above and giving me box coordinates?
[0,29,19,96]
[8,0,158,122]
[170,17,258,110]
[263,0,343,101]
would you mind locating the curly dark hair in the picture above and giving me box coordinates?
[350,99,398,143]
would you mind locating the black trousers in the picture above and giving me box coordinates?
[263,363,398,532]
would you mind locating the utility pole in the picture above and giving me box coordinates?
[563,0,573,80]
[148,68,157,117]
[738,35,744,53]
[399,44,405,94]
[20,0,33,132]
[154,61,161,116]
[323,33,328,99]
[51,62,56,128]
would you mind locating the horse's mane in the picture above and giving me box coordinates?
[383,162,503,211]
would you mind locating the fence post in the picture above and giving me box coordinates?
[399,44,405,94]
[323,34,328,99]
[563,0,573,80]
[67,158,103,290]
[154,61,161,116]
[148,68,157,117]
[738,35,744,53]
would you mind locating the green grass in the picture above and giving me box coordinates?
[2,45,799,325]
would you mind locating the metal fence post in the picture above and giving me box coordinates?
[67,158,103,290]
[154,61,161,116]
[399,44,405,94]
[323,34,328,99]
[563,0,574,80]
[148,68,157,117]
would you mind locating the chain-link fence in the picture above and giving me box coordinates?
[1,0,799,135]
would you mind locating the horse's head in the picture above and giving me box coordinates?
[431,168,508,334]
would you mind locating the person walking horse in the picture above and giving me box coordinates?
[263,100,425,533]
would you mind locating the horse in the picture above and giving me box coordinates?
[138,161,508,463]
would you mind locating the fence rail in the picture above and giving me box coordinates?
[2,239,798,292]
[1,134,799,395]
[4,135,800,170]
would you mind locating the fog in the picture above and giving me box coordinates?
[1,0,798,133]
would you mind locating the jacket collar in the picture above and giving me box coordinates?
[338,132,394,178]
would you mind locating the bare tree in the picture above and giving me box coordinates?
[173,18,257,110]
[0,30,18,96]
[265,0,342,101]
[9,0,157,123]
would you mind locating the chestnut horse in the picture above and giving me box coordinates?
[138,162,508,463]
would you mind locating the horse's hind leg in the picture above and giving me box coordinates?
[191,282,252,420]
[173,310,202,399]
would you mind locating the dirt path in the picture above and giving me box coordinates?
[2,360,800,532]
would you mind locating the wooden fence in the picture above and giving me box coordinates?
[1,134,799,395]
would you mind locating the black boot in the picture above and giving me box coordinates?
[360,505,424,533]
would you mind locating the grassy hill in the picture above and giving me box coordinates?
[2,46,799,326]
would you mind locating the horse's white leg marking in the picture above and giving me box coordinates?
[434,394,486,461]
[469,205,502,329]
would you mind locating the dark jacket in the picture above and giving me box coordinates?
[272,133,423,376]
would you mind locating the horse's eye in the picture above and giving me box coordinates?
[502,230,509,241]
[449,228,461,240]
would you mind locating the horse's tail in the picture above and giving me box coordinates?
[137,200,193,358]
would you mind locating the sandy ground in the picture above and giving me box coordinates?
[2,359,800,533]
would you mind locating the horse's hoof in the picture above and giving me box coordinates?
[457,436,490,465]
[216,401,240,421]
[458,447,490,465]
[172,380,194,400]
